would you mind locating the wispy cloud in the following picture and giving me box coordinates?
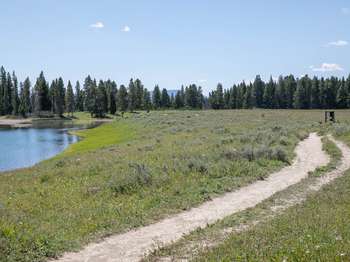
[122,25,131,32]
[310,63,344,72]
[326,40,348,47]
[341,7,350,15]
[198,79,207,83]
[90,21,104,29]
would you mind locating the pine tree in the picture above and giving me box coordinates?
[263,77,276,108]
[197,86,204,109]
[52,77,65,116]
[65,81,75,116]
[75,81,84,112]
[93,80,107,117]
[216,83,224,109]
[285,75,297,109]
[243,83,253,109]
[161,88,170,108]
[34,71,50,115]
[294,78,307,109]
[276,76,287,109]
[174,91,184,109]
[253,75,264,108]
[135,79,144,109]
[143,88,152,111]
[128,79,137,112]
[84,75,94,113]
[3,72,12,114]
[18,78,31,117]
[117,85,128,113]
[11,72,19,115]
[152,85,162,109]
[108,81,117,114]
[0,66,5,114]
[336,78,349,109]
[311,77,321,109]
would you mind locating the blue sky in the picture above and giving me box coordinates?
[1,0,350,94]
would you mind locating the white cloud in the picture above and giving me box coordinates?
[198,79,207,83]
[90,22,104,29]
[122,25,131,32]
[327,40,348,47]
[310,63,344,72]
[341,7,350,15]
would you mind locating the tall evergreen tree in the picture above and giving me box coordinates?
[117,84,128,112]
[108,81,117,114]
[128,79,137,112]
[253,75,264,108]
[3,72,12,114]
[11,72,19,115]
[152,85,162,109]
[65,81,75,116]
[243,83,253,109]
[263,77,276,108]
[34,71,50,115]
[134,79,144,109]
[75,81,84,112]
[0,66,6,114]
[174,91,184,109]
[161,88,170,108]
[143,88,152,111]
[311,77,321,108]
[336,78,349,109]
[52,77,65,116]
[83,75,94,113]
[18,78,31,117]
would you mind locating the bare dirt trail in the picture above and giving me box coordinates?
[57,133,329,262]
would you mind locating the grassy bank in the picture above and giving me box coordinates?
[61,121,135,156]
[0,110,349,262]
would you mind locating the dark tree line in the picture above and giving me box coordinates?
[0,67,204,117]
[1,66,350,118]
[209,75,350,110]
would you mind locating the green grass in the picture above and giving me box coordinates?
[1,110,350,262]
[311,136,342,177]
[61,121,135,156]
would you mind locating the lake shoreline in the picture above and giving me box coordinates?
[0,117,113,129]
[0,118,33,128]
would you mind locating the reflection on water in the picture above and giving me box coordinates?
[0,126,79,172]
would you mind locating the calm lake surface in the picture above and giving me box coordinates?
[0,126,78,172]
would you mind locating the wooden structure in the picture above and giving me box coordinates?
[325,111,335,123]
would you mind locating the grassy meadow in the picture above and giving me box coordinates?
[1,110,350,261]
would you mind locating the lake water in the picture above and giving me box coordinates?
[0,127,78,172]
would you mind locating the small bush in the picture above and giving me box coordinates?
[334,124,350,136]
[241,146,255,161]
[109,163,152,195]
[296,130,308,140]
[188,158,209,174]
[221,136,234,145]
[271,147,288,163]
[279,136,289,146]
[222,149,239,160]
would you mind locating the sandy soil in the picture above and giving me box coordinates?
[0,118,32,128]
[56,133,329,262]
